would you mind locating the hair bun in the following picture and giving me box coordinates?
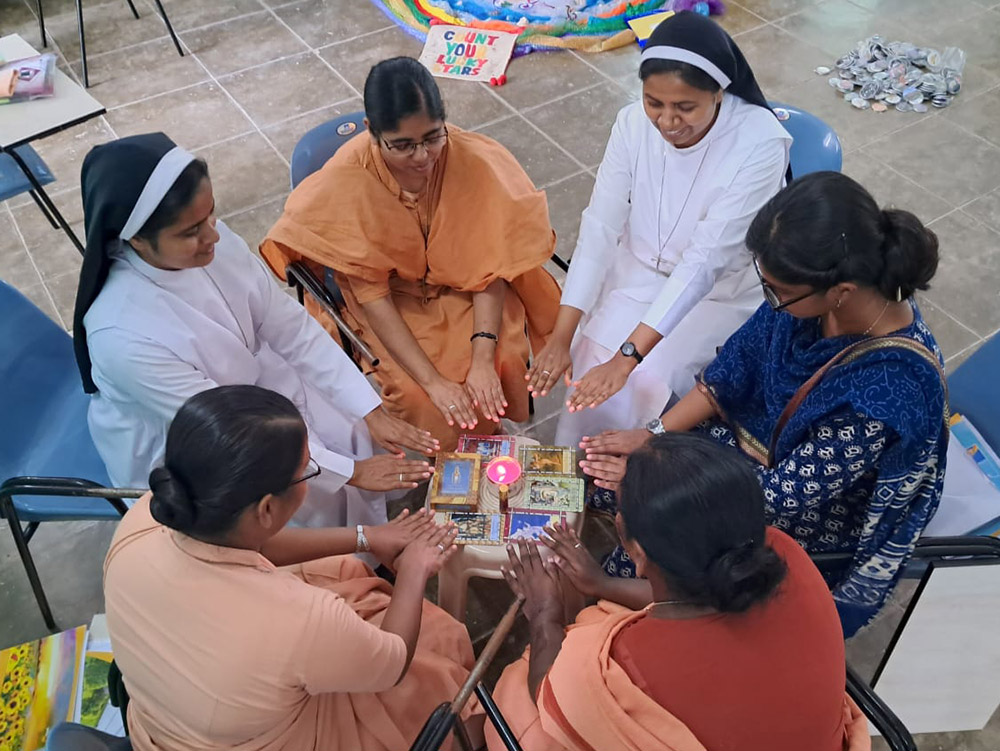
[148,466,197,530]
[878,208,939,300]
[704,541,787,613]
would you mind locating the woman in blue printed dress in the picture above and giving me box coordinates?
[576,172,948,636]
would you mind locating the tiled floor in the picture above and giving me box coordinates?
[2,0,999,747]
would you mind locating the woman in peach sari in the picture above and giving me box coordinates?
[492,433,871,751]
[262,57,561,450]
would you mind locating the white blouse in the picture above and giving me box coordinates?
[561,94,792,351]
[84,221,381,489]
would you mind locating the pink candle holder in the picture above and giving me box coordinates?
[486,456,521,486]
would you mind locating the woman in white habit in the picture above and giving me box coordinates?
[73,132,438,530]
[526,11,792,446]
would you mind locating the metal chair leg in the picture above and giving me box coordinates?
[1,496,57,631]
[76,0,89,88]
[36,0,48,47]
[151,0,185,57]
[4,147,86,254]
[124,0,141,19]
[28,190,60,229]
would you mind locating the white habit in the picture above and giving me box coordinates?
[84,220,386,528]
[555,95,792,444]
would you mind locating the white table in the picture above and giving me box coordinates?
[1,33,105,253]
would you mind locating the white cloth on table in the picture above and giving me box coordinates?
[555,95,791,444]
[84,220,386,528]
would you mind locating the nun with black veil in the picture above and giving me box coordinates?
[73,132,439,531]
[525,12,793,451]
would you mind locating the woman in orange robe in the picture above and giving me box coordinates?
[262,57,561,450]
[492,432,872,751]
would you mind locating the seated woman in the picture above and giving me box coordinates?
[524,11,792,446]
[491,432,870,751]
[262,57,561,450]
[580,172,949,636]
[104,385,482,751]
[74,133,436,531]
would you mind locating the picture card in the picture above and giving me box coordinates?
[519,475,585,513]
[519,445,575,475]
[444,512,503,545]
[504,512,565,542]
[457,434,514,461]
[430,452,481,509]
[419,25,518,82]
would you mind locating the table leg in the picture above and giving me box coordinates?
[152,0,185,58]
[124,0,141,19]
[35,0,48,47]
[28,190,60,230]
[4,147,85,255]
[76,0,89,88]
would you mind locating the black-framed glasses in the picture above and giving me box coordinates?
[752,255,816,311]
[381,126,449,156]
[290,457,321,486]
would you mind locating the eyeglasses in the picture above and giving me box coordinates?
[381,127,449,156]
[290,457,322,486]
[752,255,816,311]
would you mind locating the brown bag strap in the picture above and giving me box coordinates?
[766,336,946,468]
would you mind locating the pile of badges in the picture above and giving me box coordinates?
[816,35,966,113]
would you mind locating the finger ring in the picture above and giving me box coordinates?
[542,370,551,376]
[574,543,582,549]
[437,544,445,551]
[448,405,457,410]
[399,473,403,483]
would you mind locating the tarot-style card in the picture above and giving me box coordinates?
[504,512,565,542]
[457,434,515,461]
[429,452,481,510]
[444,512,503,545]
[519,445,575,475]
[519,475,585,513]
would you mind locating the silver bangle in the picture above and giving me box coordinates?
[355,524,371,553]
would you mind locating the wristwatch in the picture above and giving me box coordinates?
[645,418,666,435]
[355,524,371,554]
[620,341,644,364]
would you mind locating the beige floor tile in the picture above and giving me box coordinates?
[180,11,307,77]
[544,172,595,264]
[43,1,169,62]
[222,197,287,252]
[936,7,1000,77]
[145,0,264,32]
[963,188,1000,232]
[573,43,640,83]
[840,152,953,224]
[734,24,831,94]
[273,0,393,48]
[196,133,289,216]
[915,295,982,360]
[0,0,42,39]
[524,83,635,169]
[945,86,1000,150]
[68,37,208,108]
[262,98,364,162]
[923,210,1000,337]
[476,116,581,187]
[778,0,885,58]
[0,210,40,289]
[29,118,116,200]
[44,269,80,328]
[9,190,84,279]
[493,50,604,111]
[863,116,1000,206]
[104,82,255,150]
[733,0,819,22]
[847,0,986,30]
[219,53,354,128]
[715,3,770,36]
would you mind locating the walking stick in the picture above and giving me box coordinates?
[410,594,526,751]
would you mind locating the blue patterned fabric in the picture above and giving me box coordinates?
[698,302,948,636]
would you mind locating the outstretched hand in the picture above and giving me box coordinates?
[364,407,439,456]
[540,520,607,599]
[501,539,565,625]
[565,359,631,413]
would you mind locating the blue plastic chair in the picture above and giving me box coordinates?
[769,101,843,176]
[290,112,367,189]
[0,281,144,631]
[0,144,58,225]
[948,333,1000,453]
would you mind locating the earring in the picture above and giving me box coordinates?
[896,287,903,302]
[836,297,843,309]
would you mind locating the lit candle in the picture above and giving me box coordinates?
[486,455,521,486]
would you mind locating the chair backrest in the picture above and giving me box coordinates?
[768,102,843,176]
[290,112,367,189]
[0,144,55,202]
[46,723,132,751]
[0,281,110,484]
[948,333,1000,451]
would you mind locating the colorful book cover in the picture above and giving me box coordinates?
[520,475,585,513]
[1,626,86,751]
[504,512,565,542]
[73,615,123,736]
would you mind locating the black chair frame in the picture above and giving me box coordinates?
[0,477,145,630]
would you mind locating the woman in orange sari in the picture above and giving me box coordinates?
[262,57,561,450]
[492,433,871,751]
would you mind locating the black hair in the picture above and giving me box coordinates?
[363,56,446,136]
[639,59,721,93]
[619,432,786,613]
[149,385,307,537]
[747,171,939,301]
[133,158,210,249]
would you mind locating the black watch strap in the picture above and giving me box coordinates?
[471,331,498,343]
